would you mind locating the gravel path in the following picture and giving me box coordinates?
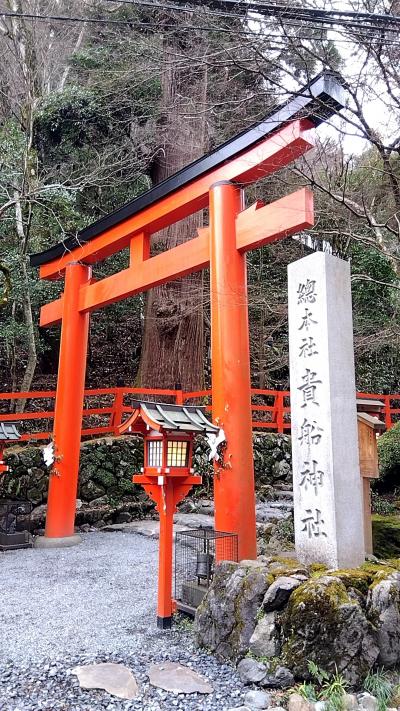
[0,532,243,711]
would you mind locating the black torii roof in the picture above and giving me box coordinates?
[119,400,219,436]
[30,71,346,268]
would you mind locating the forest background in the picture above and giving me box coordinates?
[1,0,400,411]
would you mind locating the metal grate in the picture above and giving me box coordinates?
[174,528,238,616]
[0,500,33,551]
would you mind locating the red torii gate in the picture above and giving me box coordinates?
[30,73,345,559]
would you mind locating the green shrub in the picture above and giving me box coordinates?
[372,515,400,558]
[377,422,400,492]
[371,492,397,515]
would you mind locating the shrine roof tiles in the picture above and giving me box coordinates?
[120,400,219,435]
[0,423,21,441]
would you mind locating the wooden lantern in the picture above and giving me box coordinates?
[119,400,219,628]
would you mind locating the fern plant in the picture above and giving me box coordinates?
[298,661,347,711]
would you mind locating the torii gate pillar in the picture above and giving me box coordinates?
[36,262,91,547]
[210,181,257,560]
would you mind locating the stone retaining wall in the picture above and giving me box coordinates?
[1,433,292,531]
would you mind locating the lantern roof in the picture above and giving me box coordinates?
[119,400,219,436]
[0,423,20,441]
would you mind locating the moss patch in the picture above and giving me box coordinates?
[372,515,400,558]
[309,560,400,591]
[281,577,353,673]
[309,562,328,577]
[326,569,373,595]
[360,559,400,588]
[267,556,307,580]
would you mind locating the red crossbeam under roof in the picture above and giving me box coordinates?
[38,118,314,282]
[40,185,313,326]
[39,120,315,326]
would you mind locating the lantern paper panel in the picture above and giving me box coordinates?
[167,440,188,467]
[148,440,163,467]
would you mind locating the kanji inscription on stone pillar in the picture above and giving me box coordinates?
[288,251,365,568]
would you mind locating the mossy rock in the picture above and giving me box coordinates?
[4,476,21,497]
[325,569,373,595]
[195,561,271,660]
[309,562,328,577]
[117,478,136,495]
[281,575,379,685]
[267,557,307,580]
[79,480,106,501]
[94,468,117,489]
[26,487,44,505]
[79,463,99,484]
[372,514,400,558]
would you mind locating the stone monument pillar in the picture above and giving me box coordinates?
[288,251,365,569]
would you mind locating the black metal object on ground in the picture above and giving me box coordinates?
[30,71,345,267]
[0,500,33,551]
[175,528,238,617]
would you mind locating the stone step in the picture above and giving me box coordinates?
[102,513,215,540]
[255,503,292,522]
[103,505,292,537]
[101,520,196,540]
[274,490,294,500]
[173,512,215,529]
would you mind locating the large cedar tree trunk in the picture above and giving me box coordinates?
[138,35,207,391]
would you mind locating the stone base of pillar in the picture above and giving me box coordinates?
[34,534,82,549]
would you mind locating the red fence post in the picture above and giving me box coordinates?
[276,391,284,434]
[384,395,392,430]
[175,390,184,406]
[111,389,124,433]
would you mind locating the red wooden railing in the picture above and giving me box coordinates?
[0,387,398,444]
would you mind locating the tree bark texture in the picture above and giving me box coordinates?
[138,35,207,392]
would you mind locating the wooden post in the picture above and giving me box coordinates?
[384,395,392,430]
[157,479,175,628]
[209,181,257,561]
[175,389,184,406]
[40,263,91,546]
[276,391,285,434]
[111,389,124,433]
[362,478,374,555]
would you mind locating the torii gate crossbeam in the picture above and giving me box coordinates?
[30,73,345,560]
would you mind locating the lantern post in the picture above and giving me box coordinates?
[119,400,220,628]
